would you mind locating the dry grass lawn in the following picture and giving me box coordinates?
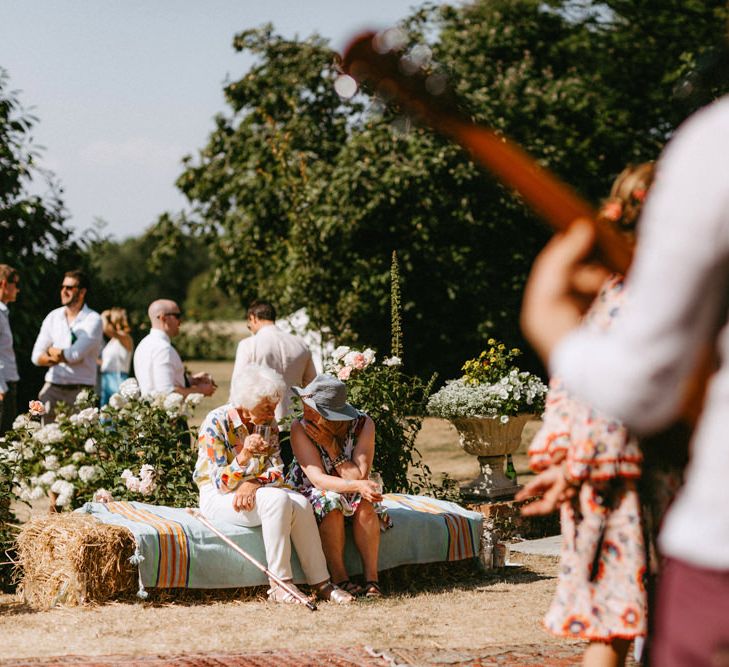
[0,555,564,659]
[0,360,559,660]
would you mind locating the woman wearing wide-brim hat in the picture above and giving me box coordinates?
[286,374,391,598]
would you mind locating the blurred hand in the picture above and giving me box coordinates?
[515,464,577,516]
[356,479,383,503]
[233,480,261,512]
[192,372,215,385]
[303,419,341,458]
[521,219,610,363]
[47,347,64,364]
[194,381,216,397]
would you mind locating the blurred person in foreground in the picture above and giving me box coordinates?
[287,374,390,598]
[519,93,729,666]
[193,364,352,605]
[524,163,657,667]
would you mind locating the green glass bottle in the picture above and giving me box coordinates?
[505,454,517,482]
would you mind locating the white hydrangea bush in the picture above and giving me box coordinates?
[3,379,203,510]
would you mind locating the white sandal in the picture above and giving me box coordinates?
[267,581,306,604]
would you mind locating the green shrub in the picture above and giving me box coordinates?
[5,381,203,513]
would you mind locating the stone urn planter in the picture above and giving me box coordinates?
[451,414,535,500]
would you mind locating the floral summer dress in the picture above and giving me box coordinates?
[285,412,392,529]
[528,275,648,641]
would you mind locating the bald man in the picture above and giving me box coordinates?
[133,299,216,397]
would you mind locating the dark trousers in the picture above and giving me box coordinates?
[0,381,18,435]
[652,557,729,666]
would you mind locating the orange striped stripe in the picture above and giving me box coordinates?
[126,503,188,588]
[121,503,188,588]
[385,495,476,560]
[105,502,189,588]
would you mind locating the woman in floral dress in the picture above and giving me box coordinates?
[287,374,391,598]
[525,163,660,667]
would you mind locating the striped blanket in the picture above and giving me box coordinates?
[79,493,482,590]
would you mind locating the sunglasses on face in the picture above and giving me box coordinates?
[61,284,80,291]
[163,312,182,320]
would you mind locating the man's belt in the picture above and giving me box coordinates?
[49,382,94,390]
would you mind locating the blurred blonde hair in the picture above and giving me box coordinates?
[103,307,131,334]
[597,162,656,236]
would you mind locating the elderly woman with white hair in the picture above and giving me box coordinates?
[193,363,352,604]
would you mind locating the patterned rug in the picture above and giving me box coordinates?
[0,643,640,667]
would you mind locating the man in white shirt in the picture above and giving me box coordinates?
[0,264,20,435]
[133,299,216,398]
[31,269,103,422]
[231,300,317,466]
[520,94,729,666]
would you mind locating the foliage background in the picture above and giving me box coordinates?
[1,0,728,397]
[165,0,729,380]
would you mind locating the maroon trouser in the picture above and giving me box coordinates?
[652,557,729,666]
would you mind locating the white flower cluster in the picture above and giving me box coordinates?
[106,379,201,419]
[427,369,547,420]
[121,464,157,496]
[32,423,64,445]
[69,407,99,425]
[50,479,75,507]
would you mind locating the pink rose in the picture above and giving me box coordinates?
[338,366,353,381]
[351,353,366,370]
[28,400,46,416]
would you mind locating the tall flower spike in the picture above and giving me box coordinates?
[390,250,403,360]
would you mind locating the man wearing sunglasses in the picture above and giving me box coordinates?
[31,269,103,421]
[133,298,216,398]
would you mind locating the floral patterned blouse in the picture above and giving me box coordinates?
[529,275,643,481]
[285,412,392,528]
[193,404,284,492]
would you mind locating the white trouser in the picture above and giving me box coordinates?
[199,484,330,584]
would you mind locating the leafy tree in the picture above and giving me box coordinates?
[87,218,212,333]
[171,1,728,381]
[0,68,91,408]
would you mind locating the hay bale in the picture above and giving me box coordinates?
[15,513,136,608]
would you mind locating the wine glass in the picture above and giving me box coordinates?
[253,424,273,450]
[369,471,384,495]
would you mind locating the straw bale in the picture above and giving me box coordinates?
[15,513,136,609]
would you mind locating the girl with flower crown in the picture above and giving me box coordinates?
[522,163,679,667]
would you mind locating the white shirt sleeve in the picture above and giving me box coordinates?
[552,100,729,434]
[31,313,54,366]
[64,312,103,365]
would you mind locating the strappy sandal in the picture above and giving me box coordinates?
[336,579,364,596]
[363,581,384,598]
[267,581,306,604]
[313,581,354,604]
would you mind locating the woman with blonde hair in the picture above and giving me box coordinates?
[99,307,133,406]
[521,163,659,667]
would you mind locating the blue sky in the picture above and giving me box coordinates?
[0,0,445,240]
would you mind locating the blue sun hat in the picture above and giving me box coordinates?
[291,374,359,421]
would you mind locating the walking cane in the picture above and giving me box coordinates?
[186,508,317,611]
